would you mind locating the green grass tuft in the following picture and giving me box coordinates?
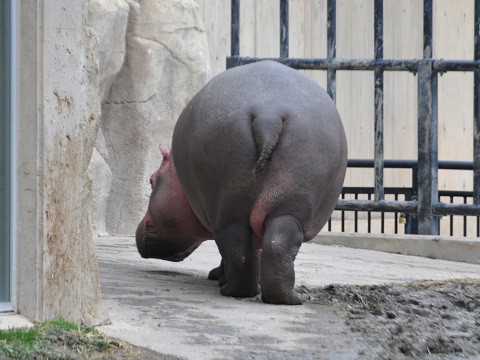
[0,327,39,343]
[0,317,121,359]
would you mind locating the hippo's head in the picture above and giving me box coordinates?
[135,145,212,262]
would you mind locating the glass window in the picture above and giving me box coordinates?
[0,0,12,304]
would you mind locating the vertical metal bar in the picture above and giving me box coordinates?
[367,193,372,233]
[417,0,439,235]
[464,196,468,236]
[374,0,385,202]
[417,59,439,235]
[450,195,454,236]
[474,0,480,205]
[405,192,412,234]
[477,216,479,237]
[231,0,240,57]
[280,0,289,58]
[394,194,398,234]
[374,0,384,61]
[381,212,385,233]
[327,0,336,101]
[341,193,345,232]
[354,193,358,232]
[411,166,419,233]
[423,0,433,59]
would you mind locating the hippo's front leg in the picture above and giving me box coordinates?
[214,223,259,298]
[261,215,303,305]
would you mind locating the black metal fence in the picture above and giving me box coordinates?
[329,160,479,237]
[227,0,480,237]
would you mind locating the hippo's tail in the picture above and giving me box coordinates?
[251,111,285,179]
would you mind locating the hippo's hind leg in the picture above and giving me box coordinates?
[261,215,303,305]
[214,223,259,298]
[207,259,226,286]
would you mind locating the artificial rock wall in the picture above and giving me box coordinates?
[87,0,209,236]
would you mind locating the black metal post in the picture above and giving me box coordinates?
[327,0,336,102]
[231,0,240,57]
[417,0,439,235]
[423,0,433,58]
[280,0,289,58]
[374,0,384,202]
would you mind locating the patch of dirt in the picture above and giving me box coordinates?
[300,279,480,359]
[91,345,182,360]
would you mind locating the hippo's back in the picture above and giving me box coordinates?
[172,61,347,239]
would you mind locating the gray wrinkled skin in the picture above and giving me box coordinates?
[137,61,347,304]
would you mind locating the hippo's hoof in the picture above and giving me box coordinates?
[208,265,224,281]
[220,283,260,298]
[261,291,302,305]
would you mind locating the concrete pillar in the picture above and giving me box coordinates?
[17,0,105,325]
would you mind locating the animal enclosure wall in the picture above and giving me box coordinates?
[199,0,476,236]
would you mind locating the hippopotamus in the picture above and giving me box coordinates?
[136,60,347,305]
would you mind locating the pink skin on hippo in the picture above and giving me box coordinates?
[135,145,212,262]
[135,61,347,305]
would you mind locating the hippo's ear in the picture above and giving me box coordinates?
[159,144,170,166]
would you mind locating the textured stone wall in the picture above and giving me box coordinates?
[88,0,209,236]
[87,0,129,236]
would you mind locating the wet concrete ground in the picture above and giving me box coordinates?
[96,237,480,359]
